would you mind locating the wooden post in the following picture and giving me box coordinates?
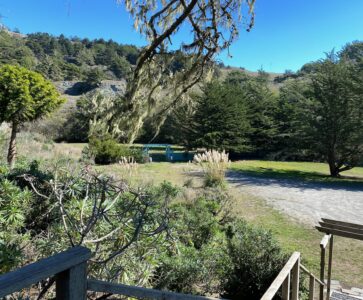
[282,273,291,300]
[320,244,325,300]
[56,262,87,300]
[319,235,331,300]
[291,257,300,300]
[309,275,315,300]
[326,235,334,300]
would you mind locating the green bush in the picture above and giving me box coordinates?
[221,220,287,299]
[0,179,33,272]
[88,135,143,164]
[153,195,286,299]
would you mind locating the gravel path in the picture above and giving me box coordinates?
[227,171,363,226]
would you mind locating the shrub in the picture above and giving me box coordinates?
[171,196,222,249]
[88,135,143,164]
[193,150,230,187]
[0,179,33,272]
[0,158,286,299]
[221,220,287,299]
[154,195,286,299]
[154,238,229,295]
[153,196,228,295]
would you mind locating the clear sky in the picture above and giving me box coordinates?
[0,0,362,73]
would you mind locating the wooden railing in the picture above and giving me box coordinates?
[261,252,325,300]
[0,247,220,300]
[261,252,300,300]
[0,247,91,300]
[300,264,325,300]
[319,234,332,300]
[87,279,220,300]
[0,247,326,300]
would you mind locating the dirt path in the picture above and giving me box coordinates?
[227,171,363,226]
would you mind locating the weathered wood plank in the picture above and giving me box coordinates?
[321,219,363,231]
[320,234,331,249]
[309,275,315,300]
[300,264,324,287]
[318,222,363,235]
[281,273,290,300]
[87,279,222,300]
[320,240,327,300]
[261,252,300,300]
[326,235,334,300]
[56,262,87,300]
[0,246,91,298]
[291,256,300,300]
[315,226,363,241]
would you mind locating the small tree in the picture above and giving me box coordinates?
[301,56,363,176]
[85,68,104,89]
[0,64,64,167]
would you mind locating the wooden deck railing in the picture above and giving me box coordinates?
[0,247,92,299]
[261,252,300,300]
[0,247,325,300]
[261,252,325,300]
[300,264,325,300]
[0,247,220,300]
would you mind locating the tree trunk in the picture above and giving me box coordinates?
[7,121,18,169]
[328,158,339,177]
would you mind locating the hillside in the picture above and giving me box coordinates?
[0,29,284,94]
[1,28,362,145]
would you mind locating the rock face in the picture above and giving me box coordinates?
[54,80,127,96]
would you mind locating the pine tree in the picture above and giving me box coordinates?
[300,55,363,176]
[193,81,251,153]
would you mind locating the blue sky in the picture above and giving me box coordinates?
[0,0,362,73]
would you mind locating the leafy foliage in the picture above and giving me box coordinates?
[221,221,286,299]
[88,135,143,164]
[0,64,64,167]
[0,177,32,272]
[0,64,64,124]
[0,158,286,298]
[154,196,286,299]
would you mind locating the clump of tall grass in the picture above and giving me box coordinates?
[193,150,230,187]
[118,156,139,181]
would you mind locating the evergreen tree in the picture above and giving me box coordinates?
[299,55,363,176]
[193,81,251,153]
[0,65,64,167]
[224,71,278,157]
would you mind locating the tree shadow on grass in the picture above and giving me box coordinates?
[227,167,363,192]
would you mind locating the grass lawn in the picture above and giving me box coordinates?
[230,160,363,184]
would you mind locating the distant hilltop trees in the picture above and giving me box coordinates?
[0,30,140,82]
[0,30,200,84]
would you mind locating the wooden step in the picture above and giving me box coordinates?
[331,291,363,300]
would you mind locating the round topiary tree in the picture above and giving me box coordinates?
[0,64,65,168]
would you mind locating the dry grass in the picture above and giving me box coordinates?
[193,150,230,186]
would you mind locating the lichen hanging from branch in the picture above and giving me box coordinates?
[115,0,256,142]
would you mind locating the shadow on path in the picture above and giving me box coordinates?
[227,170,363,193]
